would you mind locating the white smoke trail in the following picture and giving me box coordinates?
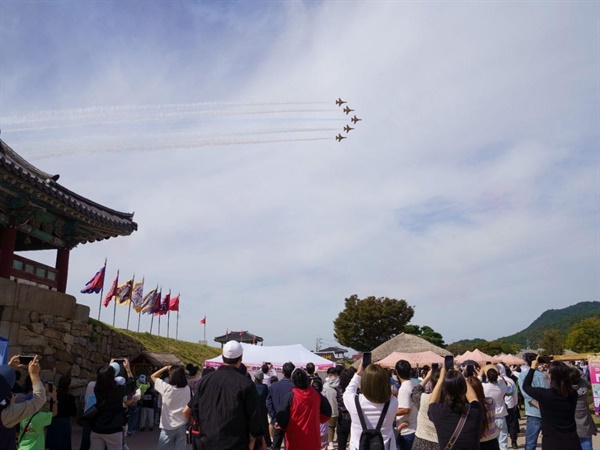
[29,136,333,161]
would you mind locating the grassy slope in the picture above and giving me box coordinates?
[89,319,221,366]
[499,301,600,347]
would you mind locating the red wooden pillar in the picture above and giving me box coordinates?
[56,247,70,293]
[0,225,17,280]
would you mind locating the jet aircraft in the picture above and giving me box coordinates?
[350,115,362,124]
[336,134,347,142]
[343,125,354,133]
[336,98,347,106]
[343,106,354,115]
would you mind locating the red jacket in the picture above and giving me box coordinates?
[276,387,331,450]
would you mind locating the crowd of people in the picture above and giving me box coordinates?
[0,345,596,450]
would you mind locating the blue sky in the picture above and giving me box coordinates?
[1,1,598,352]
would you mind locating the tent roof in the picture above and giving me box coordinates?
[319,346,348,354]
[368,333,451,363]
[204,343,335,371]
[456,349,501,365]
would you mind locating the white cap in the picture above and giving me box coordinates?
[223,341,243,359]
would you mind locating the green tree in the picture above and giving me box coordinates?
[333,295,414,352]
[479,339,520,356]
[566,317,600,353]
[405,325,446,348]
[539,329,565,355]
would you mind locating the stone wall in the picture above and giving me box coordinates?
[0,278,144,392]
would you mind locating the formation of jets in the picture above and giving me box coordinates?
[335,98,361,142]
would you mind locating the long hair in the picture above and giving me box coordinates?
[57,375,72,402]
[94,365,117,399]
[548,361,572,398]
[466,376,492,437]
[441,370,468,415]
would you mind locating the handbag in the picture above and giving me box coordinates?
[77,403,98,428]
[445,404,470,450]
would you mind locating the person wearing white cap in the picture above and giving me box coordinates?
[0,355,46,450]
[184,340,267,450]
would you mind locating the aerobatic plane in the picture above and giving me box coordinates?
[343,106,354,115]
[336,133,347,142]
[343,125,354,133]
[351,115,362,124]
[336,98,347,106]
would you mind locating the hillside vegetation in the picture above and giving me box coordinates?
[90,319,221,367]
[499,301,600,348]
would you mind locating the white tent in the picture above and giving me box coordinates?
[204,343,335,372]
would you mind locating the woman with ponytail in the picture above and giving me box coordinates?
[522,356,580,450]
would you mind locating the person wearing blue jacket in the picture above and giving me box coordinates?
[266,362,295,450]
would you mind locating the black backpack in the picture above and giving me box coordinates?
[354,395,390,450]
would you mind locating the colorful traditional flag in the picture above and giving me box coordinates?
[140,287,158,314]
[200,316,206,325]
[152,290,163,316]
[132,279,145,312]
[81,264,106,294]
[115,277,134,305]
[160,292,171,315]
[103,271,119,307]
[168,294,179,312]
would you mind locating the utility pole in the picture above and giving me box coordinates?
[315,337,323,352]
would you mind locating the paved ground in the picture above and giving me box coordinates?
[71,418,600,449]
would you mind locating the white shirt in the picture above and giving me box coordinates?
[397,379,417,435]
[154,378,191,430]
[482,379,508,418]
[503,376,518,409]
[343,374,398,450]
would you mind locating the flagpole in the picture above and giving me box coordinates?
[126,302,132,331]
[137,309,141,333]
[203,320,206,345]
[150,314,154,335]
[176,310,179,341]
[97,258,107,321]
[158,315,161,337]
[112,294,117,327]
[167,311,170,340]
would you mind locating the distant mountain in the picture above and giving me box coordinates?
[499,301,600,348]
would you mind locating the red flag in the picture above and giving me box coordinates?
[152,290,162,315]
[200,316,206,325]
[103,271,119,307]
[160,292,170,315]
[81,263,106,294]
[168,294,179,311]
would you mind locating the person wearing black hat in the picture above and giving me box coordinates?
[0,355,46,450]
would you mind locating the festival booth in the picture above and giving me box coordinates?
[204,343,335,373]
[456,349,501,366]
[377,351,444,369]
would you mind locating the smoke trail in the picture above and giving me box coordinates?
[29,136,333,161]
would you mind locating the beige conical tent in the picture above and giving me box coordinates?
[368,333,451,363]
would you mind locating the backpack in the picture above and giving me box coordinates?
[354,395,390,450]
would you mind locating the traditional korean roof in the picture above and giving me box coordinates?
[0,139,137,249]
[319,346,348,354]
[130,351,183,367]
[214,331,264,344]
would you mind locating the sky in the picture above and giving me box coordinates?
[0,1,598,354]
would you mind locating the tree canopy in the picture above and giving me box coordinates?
[333,295,414,352]
[539,329,565,355]
[566,317,600,353]
[405,325,446,348]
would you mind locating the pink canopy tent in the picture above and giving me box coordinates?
[456,349,501,365]
[376,351,445,368]
[496,354,526,366]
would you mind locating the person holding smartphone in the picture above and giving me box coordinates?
[343,357,398,450]
[0,355,46,450]
[395,359,418,450]
[428,361,482,449]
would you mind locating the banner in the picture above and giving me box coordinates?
[80,264,106,294]
[589,356,600,417]
[131,280,145,312]
[103,271,119,307]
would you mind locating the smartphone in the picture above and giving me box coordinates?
[114,358,125,364]
[48,382,53,393]
[538,355,552,364]
[19,355,34,365]
[362,352,372,369]
[466,364,475,377]
[444,355,454,371]
[431,363,440,370]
